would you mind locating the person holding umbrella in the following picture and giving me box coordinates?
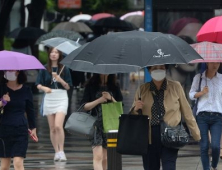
[36,48,72,161]
[81,74,123,170]
[132,64,201,170]
[0,70,38,170]
[189,62,222,170]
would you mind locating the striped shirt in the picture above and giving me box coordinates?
[189,71,222,115]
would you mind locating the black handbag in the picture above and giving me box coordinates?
[116,112,149,155]
[152,93,189,149]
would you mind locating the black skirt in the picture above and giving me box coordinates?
[0,125,28,158]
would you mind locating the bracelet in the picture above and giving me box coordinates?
[0,98,7,106]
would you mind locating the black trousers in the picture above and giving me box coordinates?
[142,125,179,170]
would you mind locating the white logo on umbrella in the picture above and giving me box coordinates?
[153,49,171,58]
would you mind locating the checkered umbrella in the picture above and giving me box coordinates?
[190,41,222,63]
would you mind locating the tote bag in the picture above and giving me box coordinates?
[102,101,123,133]
[64,104,97,138]
[116,113,149,155]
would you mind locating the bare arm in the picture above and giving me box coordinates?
[194,86,208,98]
[84,96,107,111]
[37,84,51,93]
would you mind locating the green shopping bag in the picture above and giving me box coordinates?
[102,101,123,133]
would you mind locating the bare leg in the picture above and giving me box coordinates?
[0,158,11,170]
[54,112,66,151]
[47,114,59,152]
[102,148,107,170]
[93,146,104,170]
[13,157,24,170]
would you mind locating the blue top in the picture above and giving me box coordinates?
[0,84,36,129]
[35,66,72,89]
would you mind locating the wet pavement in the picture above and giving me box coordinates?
[3,80,222,169]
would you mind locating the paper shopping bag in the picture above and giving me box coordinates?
[102,102,123,133]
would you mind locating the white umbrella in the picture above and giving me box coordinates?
[120,11,143,20]
[69,14,92,22]
[41,37,81,55]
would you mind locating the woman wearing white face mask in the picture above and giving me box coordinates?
[0,70,38,170]
[131,65,200,170]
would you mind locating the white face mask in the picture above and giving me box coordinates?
[151,69,166,81]
[4,71,17,81]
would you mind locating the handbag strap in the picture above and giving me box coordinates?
[77,103,87,112]
[195,73,202,106]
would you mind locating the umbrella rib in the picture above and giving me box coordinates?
[165,37,189,63]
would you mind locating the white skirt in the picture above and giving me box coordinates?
[43,89,68,116]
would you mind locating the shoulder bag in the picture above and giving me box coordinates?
[192,73,202,119]
[152,93,189,149]
[64,103,97,138]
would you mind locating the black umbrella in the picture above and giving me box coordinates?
[61,31,202,74]
[36,30,84,44]
[61,43,139,74]
[94,17,138,32]
[8,27,46,40]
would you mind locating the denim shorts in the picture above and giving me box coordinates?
[0,125,28,158]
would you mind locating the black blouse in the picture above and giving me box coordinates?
[81,84,123,117]
[150,79,167,126]
[0,84,36,129]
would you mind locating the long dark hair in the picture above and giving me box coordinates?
[46,48,64,75]
[87,74,117,90]
[0,71,27,84]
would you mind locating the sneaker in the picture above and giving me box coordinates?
[54,152,60,161]
[59,151,67,161]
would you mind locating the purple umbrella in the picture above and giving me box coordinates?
[0,51,45,70]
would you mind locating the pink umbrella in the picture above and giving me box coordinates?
[91,13,114,21]
[190,41,222,63]
[197,16,222,43]
[0,50,45,70]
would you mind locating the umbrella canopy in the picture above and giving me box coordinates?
[35,30,84,44]
[61,43,139,74]
[40,37,81,55]
[7,27,46,40]
[94,17,138,31]
[52,22,93,33]
[197,16,222,43]
[69,14,92,22]
[190,41,222,63]
[0,51,45,70]
[61,31,202,74]
[91,13,114,21]
[123,15,144,28]
[120,11,144,20]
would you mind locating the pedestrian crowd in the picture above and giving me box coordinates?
[0,48,222,170]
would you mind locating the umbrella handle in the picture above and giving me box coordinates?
[137,97,142,115]
[58,65,65,76]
